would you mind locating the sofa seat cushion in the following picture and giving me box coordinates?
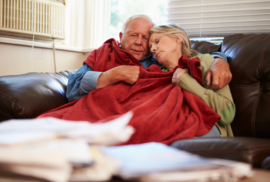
[262,156,270,170]
[171,137,270,168]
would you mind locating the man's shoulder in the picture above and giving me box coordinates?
[139,55,153,62]
[139,54,162,68]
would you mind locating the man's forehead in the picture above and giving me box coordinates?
[127,30,149,35]
[125,19,153,33]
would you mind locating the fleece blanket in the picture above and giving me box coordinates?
[38,39,220,145]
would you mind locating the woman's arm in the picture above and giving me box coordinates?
[174,54,235,126]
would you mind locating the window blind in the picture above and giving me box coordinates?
[167,0,270,38]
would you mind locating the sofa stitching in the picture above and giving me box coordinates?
[260,37,270,87]
[250,37,270,137]
[177,144,270,150]
[185,147,270,153]
[251,90,261,137]
[0,110,14,118]
[260,36,270,75]
[0,92,26,118]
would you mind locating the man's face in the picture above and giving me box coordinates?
[119,19,153,60]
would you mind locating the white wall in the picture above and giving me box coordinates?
[0,43,88,76]
[0,0,111,76]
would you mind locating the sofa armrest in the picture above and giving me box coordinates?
[0,71,76,122]
[262,156,270,170]
[171,137,270,169]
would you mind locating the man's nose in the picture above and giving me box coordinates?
[135,34,143,45]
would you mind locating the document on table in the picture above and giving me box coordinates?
[0,112,134,182]
[103,142,252,182]
[0,111,134,146]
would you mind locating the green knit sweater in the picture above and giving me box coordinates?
[162,54,235,137]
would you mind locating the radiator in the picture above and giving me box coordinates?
[0,0,65,39]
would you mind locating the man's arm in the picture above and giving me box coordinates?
[96,65,140,89]
[66,64,140,102]
[208,52,232,89]
[210,52,227,61]
[66,64,102,102]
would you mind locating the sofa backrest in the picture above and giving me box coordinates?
[191,40,221,54]
[221,34,270,139]
[192,34,270,139]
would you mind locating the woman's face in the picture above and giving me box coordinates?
[149,33,182,70]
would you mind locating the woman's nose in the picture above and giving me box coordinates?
[150,45,156,53]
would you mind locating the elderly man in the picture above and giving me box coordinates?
[66,14,231,102]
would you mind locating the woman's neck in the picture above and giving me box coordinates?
[167,52,182,72]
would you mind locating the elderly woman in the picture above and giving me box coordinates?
[149,23,235,137]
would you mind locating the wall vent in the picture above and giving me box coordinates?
[0,0,65,39]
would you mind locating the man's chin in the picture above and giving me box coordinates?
[133,54,144,60]
[133,53,151,60]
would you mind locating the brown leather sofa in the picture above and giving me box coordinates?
[0,34,270,170]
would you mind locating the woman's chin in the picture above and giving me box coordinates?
[157,59,167,67]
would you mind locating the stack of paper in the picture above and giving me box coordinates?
[103,142,253,182]
[0,112,253,182]
[0,111,134,146]
[0,112,134,182]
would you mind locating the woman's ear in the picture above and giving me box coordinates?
[176,37,182,44]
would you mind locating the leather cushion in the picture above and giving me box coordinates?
[0,71,75,121]
[262,156,270,170]
[191,41,221,54]
[171,137,270,168]
[221,34,270,139]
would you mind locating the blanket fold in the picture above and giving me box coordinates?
[38,38,220,145]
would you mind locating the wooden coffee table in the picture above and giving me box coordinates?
[238,169,270,182]
[0,169,269,182]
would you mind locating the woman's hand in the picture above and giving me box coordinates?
[172,68,188,85]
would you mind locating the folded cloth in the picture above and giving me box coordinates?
[38,38,220,145]
[0,147,71,182]
[0,113,134,146]
[0,113,133,182]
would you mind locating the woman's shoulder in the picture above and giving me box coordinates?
[193,53,215,71]
[193,53,214,62]
[192,54,215,87]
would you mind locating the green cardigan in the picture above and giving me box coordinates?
[163,54,235,137]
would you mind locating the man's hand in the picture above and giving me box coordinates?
[172,68,188,85]
[205,58,232,89]
[116,65,140,84]
[96,65,140,89]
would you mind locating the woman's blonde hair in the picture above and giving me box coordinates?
[150,23,198,58]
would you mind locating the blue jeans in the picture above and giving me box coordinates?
[195,125,221,138]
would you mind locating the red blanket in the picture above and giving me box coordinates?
[38,39,220,145]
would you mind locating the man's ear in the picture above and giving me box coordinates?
[119,32,123,41]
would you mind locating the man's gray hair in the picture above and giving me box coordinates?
[122,14,155,33]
